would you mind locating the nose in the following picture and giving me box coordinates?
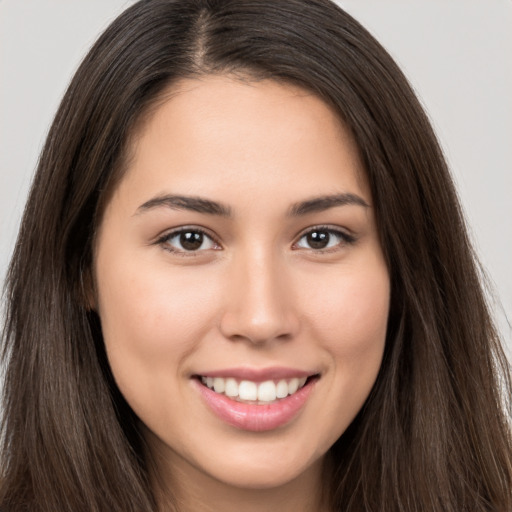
[219,249,299,345]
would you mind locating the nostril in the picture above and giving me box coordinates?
[219,309,299,346]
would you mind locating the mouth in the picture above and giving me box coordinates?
[197,375,312,404]
[193,370,320,431]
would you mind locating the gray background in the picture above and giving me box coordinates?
[1,1,511,352]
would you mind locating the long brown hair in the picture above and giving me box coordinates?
[2,1,511,510]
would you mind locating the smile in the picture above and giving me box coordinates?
[200,376,308,404]
[194,370,319,431]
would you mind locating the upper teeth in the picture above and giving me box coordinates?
[201,376,308,403]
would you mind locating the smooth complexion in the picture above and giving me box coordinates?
[93,76,390,511]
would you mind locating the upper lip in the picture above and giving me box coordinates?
[194,366,318,382]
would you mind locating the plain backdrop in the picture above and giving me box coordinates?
[1,0,511,352]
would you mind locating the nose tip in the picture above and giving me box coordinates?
[220,309,295,346]
[219,258,298,345]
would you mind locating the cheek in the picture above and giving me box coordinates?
[301,257,389,381]
[95,255,220,394]
[307,260,388,330]
[99,252,218,333]
[337,276,389,356]
[270,258,390,456]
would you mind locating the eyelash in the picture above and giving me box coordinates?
[155,225,356,256]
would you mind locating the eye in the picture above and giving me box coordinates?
[294,227,355,251]
[157,228,220,253]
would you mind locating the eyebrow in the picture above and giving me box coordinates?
[288,193,369,216]
[135,192,369,217]
[136,194,232,216]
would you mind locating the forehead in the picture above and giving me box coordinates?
[113,75,370,210]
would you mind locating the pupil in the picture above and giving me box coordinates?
[180,231,203,250]
[307,231,329,249]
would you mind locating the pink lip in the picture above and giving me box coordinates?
[194,375,318,432]
[196,366,314,382]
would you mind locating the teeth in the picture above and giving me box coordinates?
[276,379,288,398]
[225,378,238,397]
[288,378,299,394]
[239,381,258,400]
[200,376,310,403]
[213,377,225,393]
[257,380,276,402]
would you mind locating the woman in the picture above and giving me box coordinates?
[1,0,511,511]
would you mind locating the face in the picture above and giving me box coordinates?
[93,76,389,495]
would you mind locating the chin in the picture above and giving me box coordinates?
[219,465,307,489]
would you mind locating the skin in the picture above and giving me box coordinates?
[93,75,390,511]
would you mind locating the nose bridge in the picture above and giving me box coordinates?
[219,245,297,344]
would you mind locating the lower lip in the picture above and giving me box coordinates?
[194,378,316,432]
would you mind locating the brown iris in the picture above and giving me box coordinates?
[180,231,204,250]
[306,230,330,249]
